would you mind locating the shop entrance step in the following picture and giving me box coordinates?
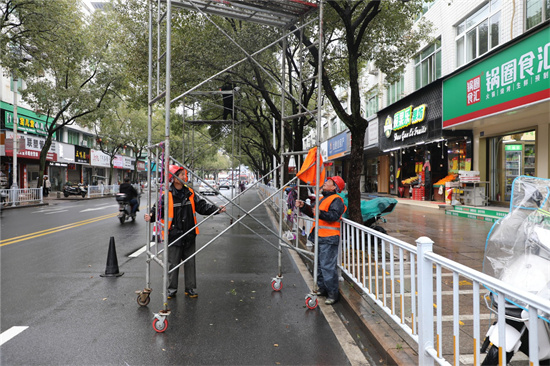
[445,205,508,223]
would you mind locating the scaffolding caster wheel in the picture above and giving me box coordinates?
[152,310,170,333]
[305,295,318,309]
[271,276,283,291]
[136,288,152,307]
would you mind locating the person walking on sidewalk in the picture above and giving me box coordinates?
[295,176,346,305]
[144,165,226,299]
[43,176,51,197]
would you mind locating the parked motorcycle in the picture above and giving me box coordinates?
[480,176,550,365]
[116,193,139,224]
[63,183,87,198]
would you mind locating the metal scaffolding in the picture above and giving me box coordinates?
[137,0,324,332]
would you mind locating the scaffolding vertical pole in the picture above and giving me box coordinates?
[162,0,172,313]
[277,35,287,278]
[145,0,154,290]
[312,0,324,296]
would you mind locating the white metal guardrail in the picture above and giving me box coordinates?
[258,185,550,365]
[340,218,550,366]
[87,184,120,197]
[0,188,43,207]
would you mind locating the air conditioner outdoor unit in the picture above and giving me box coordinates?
[368,63,378,75]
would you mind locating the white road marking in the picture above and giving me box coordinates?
[129,242,157,258]
[45,210,68,214]
[32,206,76,213]
[80,205,117,212]
[0,326,28,346]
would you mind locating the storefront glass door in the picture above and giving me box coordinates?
[488,130,536,202]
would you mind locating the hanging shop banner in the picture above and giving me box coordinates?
[443,26,550,128]
[57,143,75,163]
[123,156,134,170]
[113,155,124,169]
[75,146,90,164]
[90,149,111,168]
[365,119,379,148]
[1,102,54,137]
[137,160,146,171]
[4,131,56,160]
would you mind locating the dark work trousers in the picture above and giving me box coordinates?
[317,242,340,300]
[167,236,196,295]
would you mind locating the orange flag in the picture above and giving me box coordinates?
[296,147,326,186]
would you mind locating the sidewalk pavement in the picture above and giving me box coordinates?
[5,189,498,365]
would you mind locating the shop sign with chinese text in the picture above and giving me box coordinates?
[90,149,111,167]
[75,146,90,164]
[384,104,427,141]
[4,131,56,160]
[443,26,550,128]
[1,102,54,137]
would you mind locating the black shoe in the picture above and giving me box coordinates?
[325,298,338,305]
[167,292,176,299]
[185,289,198,298]
[313,290,328,297]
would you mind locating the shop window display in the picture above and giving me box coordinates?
[488,131,536,202]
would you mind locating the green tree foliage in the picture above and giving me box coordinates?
[0,0,122,188]
[292,0,433,222]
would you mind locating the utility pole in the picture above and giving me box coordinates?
[11,72,19,206]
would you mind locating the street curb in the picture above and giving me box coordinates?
[339,279,418,366]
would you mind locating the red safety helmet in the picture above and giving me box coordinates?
[169,165,188,182]
[328,176,345,192]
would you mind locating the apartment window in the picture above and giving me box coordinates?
[67,130,79,145]
[415,38,441,90]
[387,75,405,106]
[526,0,550,30]
[456,0,501,67]
[330,117,338,136]
[365,90,378,118]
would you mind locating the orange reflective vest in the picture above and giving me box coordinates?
[310,194,347,237]
[160,188,199,240]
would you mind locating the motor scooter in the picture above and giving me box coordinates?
[480,176,550,365]
[116,193,139,224]
[63,183,87,197]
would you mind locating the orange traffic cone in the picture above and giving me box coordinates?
[100,237,124,277]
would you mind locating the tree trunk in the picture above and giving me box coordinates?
[347,126,366,223]
[37,136,53,188]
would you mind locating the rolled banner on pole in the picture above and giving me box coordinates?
[296,147,326,186]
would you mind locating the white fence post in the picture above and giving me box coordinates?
[39,187,43,204]
[416,236,435,366]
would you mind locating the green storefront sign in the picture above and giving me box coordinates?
[505,144,523,151]
[1,101,53,136]
[443,26,550,128]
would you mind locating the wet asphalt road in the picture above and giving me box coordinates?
[0,190,355,365]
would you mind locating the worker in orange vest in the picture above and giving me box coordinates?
[145,165,226,299]
[295,176,346,305]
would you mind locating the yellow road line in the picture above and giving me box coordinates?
[1,212,118,247]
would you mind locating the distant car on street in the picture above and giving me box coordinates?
[198,179,219,195]
[218,180,231,189]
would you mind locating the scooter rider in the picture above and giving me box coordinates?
[119,177,139,216]
[295,176,347,305]
[144,165,226,299]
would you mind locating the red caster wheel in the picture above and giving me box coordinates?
[271,279,283,291]
[305,296,318,309]
[152,318,168,333]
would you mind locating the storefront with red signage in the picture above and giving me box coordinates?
[379,80,472,201]
[443,24,549,203]
[1,103,55,188]
[2,131,57,188]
